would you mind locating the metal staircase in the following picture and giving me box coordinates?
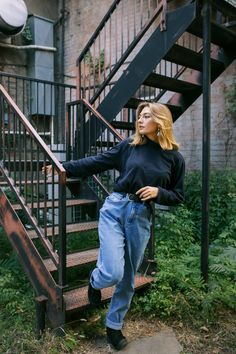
[0,0,236,334]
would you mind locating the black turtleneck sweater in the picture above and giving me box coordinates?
[62,137,185,206]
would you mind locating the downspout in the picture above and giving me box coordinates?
[54,0,67,83]
[61,0,65,84]
[0,42,56,52]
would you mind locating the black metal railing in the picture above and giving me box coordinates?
[77,0,170,105]
[0,72,76,153]
[66,98,123,198]
[0,84,67,287]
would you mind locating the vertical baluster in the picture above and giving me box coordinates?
[140,0,144,30]
[52,166,55,250]
[23,126,27,203]
[121,0,124,55]
[43,153,47,238]
[19,118,22,190]
[36,145,40,226]
[30,138,34,214]
[115,3,118,65]
[92,43,96,100]
[13,111,17,182]
[104,23,107,84]
[109,17,112,76]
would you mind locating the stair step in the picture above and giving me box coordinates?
[28,220,98,239]
[44,248,99,272]
[0,176,81,186]
[111,121,135,131]
[188,18,236,49]
[164,44,224,73]
[12,199,96,211]
[144,73,201,93]
[125,98,183,120]
[64,274,153,312]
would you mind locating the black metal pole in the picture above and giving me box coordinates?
[201,0,211,282]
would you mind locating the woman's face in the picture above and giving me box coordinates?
[138,106,159,141]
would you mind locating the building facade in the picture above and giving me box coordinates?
[0,0,235,170]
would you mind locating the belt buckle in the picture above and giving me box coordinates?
[128,193,140,203]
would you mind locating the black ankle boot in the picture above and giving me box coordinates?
[88,271,101,306]
[106,327,128,350]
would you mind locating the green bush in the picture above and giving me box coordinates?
[134,170,236,320]
[184,170,236,242]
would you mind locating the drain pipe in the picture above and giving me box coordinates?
[0,42,57,51]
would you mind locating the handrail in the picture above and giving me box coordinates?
[210,0,236,18]
[77,0,168,105]
[0,84,67,286]
[0,84,66,184]
[0,71,76,88]
[77,0,121,64]
[66,99,124,197]
[81,98,123,142]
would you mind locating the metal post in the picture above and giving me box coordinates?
[58,181,67,287]
[35,295,47,339]
[201,0,211,282]
[79,101,85,159]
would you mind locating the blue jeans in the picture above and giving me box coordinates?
[90,192,151,330]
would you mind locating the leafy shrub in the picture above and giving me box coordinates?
[134,170,236,320]
[184,170,236,242]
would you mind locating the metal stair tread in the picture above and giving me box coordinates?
[125,98,183,120]
[28,220,98,239]
[12,198,96,210]
[0,177,82,186]
[64,274,153,312]
[44,248,99,272]
[188,17,236,49]
[144,72,202,93]
[164,44,225,73]
[111,121,135,131]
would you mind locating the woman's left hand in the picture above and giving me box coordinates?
[136,186,158,201]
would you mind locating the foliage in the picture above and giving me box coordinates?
[225,77,236,122]
[84,50,105,75]
[184,169,236,242]
[133,171,236,320]
[21,25,33,43]
[0,169,236,351]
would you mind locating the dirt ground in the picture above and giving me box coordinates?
[72,310,236,354]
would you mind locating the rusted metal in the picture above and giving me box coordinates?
[77,0,170,107]
[28,221,99,239]
[12,198,96,210]
[64,275,153,312]
[44,248,99,272]
[0,188,65,328]
[0,84,66,175]
[160,0,167,31]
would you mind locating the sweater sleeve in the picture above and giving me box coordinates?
[62,139,126,178]
[155,153,185,206]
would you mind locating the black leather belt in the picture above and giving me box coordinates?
[127,193,144,203]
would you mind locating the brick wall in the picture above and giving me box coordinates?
[174,61,236,169]
[63,0,113,85]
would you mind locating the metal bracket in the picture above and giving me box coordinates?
[35,295,48,339]
[160,0,167,31]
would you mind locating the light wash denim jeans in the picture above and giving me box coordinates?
[90,192,151,330]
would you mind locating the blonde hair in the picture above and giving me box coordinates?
[130,102,179,150]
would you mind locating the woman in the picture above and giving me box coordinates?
[43,102,185,350]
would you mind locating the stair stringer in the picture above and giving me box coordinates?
[96,1,197,124]
[0,188,65,329]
